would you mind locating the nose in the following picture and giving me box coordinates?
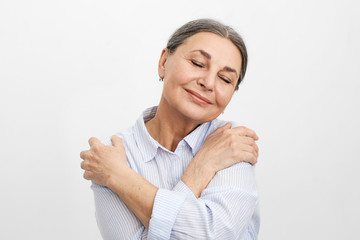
[197,73,215,91]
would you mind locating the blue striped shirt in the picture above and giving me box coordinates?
[91,106,259,239]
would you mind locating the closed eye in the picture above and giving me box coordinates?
[219,75,232,84]
[191,60,204,68]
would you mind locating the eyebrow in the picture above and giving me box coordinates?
[195,49,212,60]
[191,49,239,78]
[223,66,238,78]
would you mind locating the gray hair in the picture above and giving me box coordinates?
[167,19,248,90]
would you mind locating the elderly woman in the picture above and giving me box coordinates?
[80,19,260,239]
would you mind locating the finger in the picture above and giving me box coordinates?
[246,152,258,165]
[88,137,101,147]
[238,150,258,165]
[254,142,259,156]
[81,160,90,170]
[237,136,255,145]
[213,122,231,134]
[238,143,258,158]
[81,160,85,170]
[223,122,231,129]
[232,126,259,140]
[80,150,89,160]
[83,171,93,181]
[237,127,258,140]
[111,135,123,148]
[237,136,259,155]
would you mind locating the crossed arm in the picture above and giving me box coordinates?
[80,123,259,238]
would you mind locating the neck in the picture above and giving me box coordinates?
[145,98,200,152]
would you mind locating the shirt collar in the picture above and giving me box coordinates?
[133,106,161,162]
[183,121,212,156]
[133,106,214,162]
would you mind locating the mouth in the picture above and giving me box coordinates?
[185,89,212,105]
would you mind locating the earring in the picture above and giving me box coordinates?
[159,77,163,82]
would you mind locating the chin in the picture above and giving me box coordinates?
[180,105,220,123]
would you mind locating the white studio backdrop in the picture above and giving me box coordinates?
[1,0,359,239]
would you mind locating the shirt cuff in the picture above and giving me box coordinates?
[148,188,187,240]
[172,180,197,199]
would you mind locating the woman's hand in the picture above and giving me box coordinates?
[80,135,128,187]
[80,135,157,228]
[182,122,259,197]
[198,122,259,172]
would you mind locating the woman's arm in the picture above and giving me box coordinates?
[148,124,260,239]
[181,122,258,197]
[81,123,258,231]
[81,136,158,229]
[148,163,259,239]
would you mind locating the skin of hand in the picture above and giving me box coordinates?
[181,122,259,197]
[80,136,128,187]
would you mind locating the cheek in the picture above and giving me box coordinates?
[166,60,196,85]
[215,88,234,108]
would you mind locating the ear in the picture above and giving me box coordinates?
[158,48,169,79]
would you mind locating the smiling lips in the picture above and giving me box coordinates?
[186,89,212,104]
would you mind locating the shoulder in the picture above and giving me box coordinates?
[205,162,258,198]
[208,118,240,132]
[100,126,135,147]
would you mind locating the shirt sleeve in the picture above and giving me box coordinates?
[91,183,146,240]
[91,135,147,240]
[148,162,259,240]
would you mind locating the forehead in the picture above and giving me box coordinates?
[179,32,242,71]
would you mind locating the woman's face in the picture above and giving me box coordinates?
[159,32,242,123]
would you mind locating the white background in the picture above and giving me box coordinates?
[1,0,359,239]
